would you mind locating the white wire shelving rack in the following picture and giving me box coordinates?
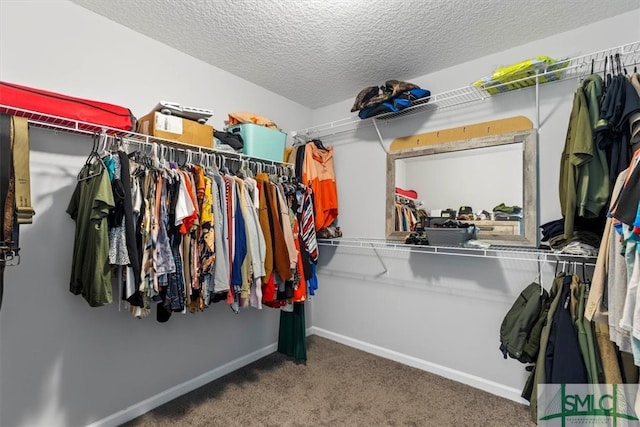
[0,104,294,167]
[309,42,638,264]
[318,237,596,274]
[296,40,640,146]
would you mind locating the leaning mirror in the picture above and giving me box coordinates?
[386,129,538,247]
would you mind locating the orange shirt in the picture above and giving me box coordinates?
[302,143,338,230]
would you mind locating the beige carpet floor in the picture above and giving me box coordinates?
[122,335,534,427]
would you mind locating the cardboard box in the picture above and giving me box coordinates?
[137,111,213,148]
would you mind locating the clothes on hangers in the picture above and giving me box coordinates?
[67,156,115,307]
[67,142,319,317]
[596,68,640,190]
[301,141,338,231]
[630,73,640,146]
[583,159,640,369]
[559,73,609,240]
[394,197,418,232]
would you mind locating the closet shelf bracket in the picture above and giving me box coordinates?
[372,118,388,153]
[370,243,388,275]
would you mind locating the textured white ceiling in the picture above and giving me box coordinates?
[70,0,639,109]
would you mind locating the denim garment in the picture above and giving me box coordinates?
[155,179,176,276]
[164,180,185,312]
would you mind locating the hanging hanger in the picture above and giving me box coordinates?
[89,133,99,156]
[101,134,112,157]
[78,133,105,181]
[92,131,110,160]
[245,159,254,178]
[235,158,246,178]
[278,165,287,183]
[77,158,105,181]
[183,149,192,168]
[204,152,215,176]
[125,138,140,160]
[570,261,574,276]
[603,55,608,91]
[150,142,161,170]
[312,138,328,151]
[114,136,124,152]
[220,154,230,175]
[81,133,102,166]
[159,145,171,181]
[590,58,595,75]
[247,160,256,176]
[175,148,186,168]
[582,262,591,291]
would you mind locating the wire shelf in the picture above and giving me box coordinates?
[317,237,596,264]
[0,104,294,166]
[299,40,640,139]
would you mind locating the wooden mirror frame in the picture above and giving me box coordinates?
[386,129,539,247]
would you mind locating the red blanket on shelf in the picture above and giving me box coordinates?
[0,81,136,131]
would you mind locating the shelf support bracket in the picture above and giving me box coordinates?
[372,118,388,153]
[369,243,388,275]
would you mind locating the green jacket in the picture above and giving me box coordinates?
[528,273,565,421]
[571,275,600,383]
[559,75,608,238]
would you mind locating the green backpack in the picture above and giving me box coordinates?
[499,282,549,364]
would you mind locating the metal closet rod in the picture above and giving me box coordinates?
[116,133,294,171]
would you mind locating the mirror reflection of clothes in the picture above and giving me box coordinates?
[394,202,417,232]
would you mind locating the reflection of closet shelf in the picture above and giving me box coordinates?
[0,104,293,165]
[297,40,640,140]
[317,237,596,264]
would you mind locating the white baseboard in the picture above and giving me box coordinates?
[87,342,278,427]
[308,326,527,404]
